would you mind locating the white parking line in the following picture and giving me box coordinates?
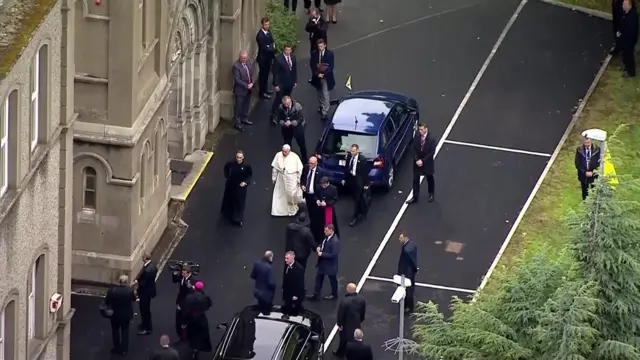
[443,139,552,157]
[322,0,529,352]
[366,276,476,294]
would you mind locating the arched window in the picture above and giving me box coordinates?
[140,154,146,200]
[30,45,48,150]
[0,306,4,360]
[148,142,155,192]
[83,167,97,210]
[153,130,159,186]
[1,299,16,360]
[28,255,44,340]
[140,0,147,48]
[0,95,8,196]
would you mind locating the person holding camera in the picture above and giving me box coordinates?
[104,275,137,356]
[278,96,308,161]
[173,265,197,343]
[310,39,335,121]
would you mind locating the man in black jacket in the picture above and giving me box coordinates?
[301,156,324,243]
[406,123,436,204]
[612,0,624,54]
[574,136,601,200]
[345,329,373,360]
[334,283,366,357]
[256,17,275,99]
[397,231,418,313]
[149,334,179,360]
[135,253,158,335]
[620,0,638,77]
[285,213,317,269]
[173,265,197,342]
[282,251,306,315]
[278,96,308,161]
[105,275,137,356]
[271,44,298,124]
[305,9,327,58]
[341,144,370,227]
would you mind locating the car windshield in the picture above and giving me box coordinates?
[322,130,377,158]
[223,315,290,360]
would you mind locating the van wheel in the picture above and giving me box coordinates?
[384,165,394,192]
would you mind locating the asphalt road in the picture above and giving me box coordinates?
[70,0,611,359]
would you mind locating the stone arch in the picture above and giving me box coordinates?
[185,2,201,41]
[139,140,152,200]
[73,152,116,184]
[182,13,196,49]
[27,246,48,339]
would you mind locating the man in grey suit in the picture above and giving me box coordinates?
[232,51,255,132]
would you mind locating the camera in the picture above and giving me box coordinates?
[168,260,200,283]
[391,286,406,304]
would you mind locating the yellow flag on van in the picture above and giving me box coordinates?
[345,75,352,91]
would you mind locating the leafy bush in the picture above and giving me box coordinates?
[265,0,299,55]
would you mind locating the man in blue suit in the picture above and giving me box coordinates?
[307,224,340,300]
[310,39,335,121]
[300,156,324,243]
[251,250,276,314]
[397,231,418,313]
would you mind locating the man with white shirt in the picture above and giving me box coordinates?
[301,156,325,242]
[271,44,298,124]
[309,39,335,120]
[173,265,197,343]
[307,224,340,300]
[342,144,370,227]
[282,251,305,315]
[256,17,275,99]
[135,253,158,335]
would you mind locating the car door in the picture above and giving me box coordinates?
[391,104,412,158]
[381,117,396,165]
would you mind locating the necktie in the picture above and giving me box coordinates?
[307,169,313,188]
[420,136,425,151]
[286,56,292,70]
[286,266,291,274]
[243,63,251,83]
[350,157,355,170]
[586,147,590,160]
[319,51,323,63]
[321,238,327,250]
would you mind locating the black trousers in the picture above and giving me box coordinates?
[336,330,353,355]
[110,318,130,352]
[258,60,272,95]
[346,176,368,219]
[314,272,338,296]
[271,86,294,117]
[257,299,273,314]
[304,0,321,9]
[412,168,435,198]
[139,297,152,331]
[175,309,187,339]
[281,127,308,161]
[622,44,636,76]
[284,0,298,11]
[405,275,416,311]
[580,177,596,200]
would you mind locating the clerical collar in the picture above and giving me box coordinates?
[144,260,151,267]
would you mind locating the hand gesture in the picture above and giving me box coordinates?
[586,171,592,177]
[416,159,423,167]
[301,185,307,192]
[341,180,345,185]
[316,246,322,253]
[292,296,298,301]
[176,305,181,310]
[248,83,254,89]
[274,86,280,92]
[321,200,326,206]
[316,200,322,206]
[318,74,324,78]
[240,182,247,187]
[285,120,292,126]
[364,185,369,190]
[293,83,297,88]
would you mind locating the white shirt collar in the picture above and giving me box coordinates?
[144,260,151,267]
[262,29,268,34]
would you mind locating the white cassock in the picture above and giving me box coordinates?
[271,151,304,216]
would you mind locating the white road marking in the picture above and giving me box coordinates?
[322,0,529,352]
[366,276,476,294]
[443,139,552,157]
[474,53,613,297]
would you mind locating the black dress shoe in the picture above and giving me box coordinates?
[261,93,271,99]
[234,124,245,132]
[404,308,413,314]
[428,194,434,203]
[323,295,336,300]
[137,329,151,335]
[242,120,253,125]
[332,20,337,24]
[349,219,357,227]
[405,197,418,204]
[306,294,319,300]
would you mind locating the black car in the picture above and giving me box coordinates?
[213,306,326,360]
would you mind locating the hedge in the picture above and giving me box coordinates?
[265,0,299,55]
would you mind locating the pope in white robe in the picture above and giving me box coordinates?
[271,145,304,216]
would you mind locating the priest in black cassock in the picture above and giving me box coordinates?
[315,176,340,238]
[221,150,252,227]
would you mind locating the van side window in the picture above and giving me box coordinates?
[382,118,395,146]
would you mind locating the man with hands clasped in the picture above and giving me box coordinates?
[278,96,308,161]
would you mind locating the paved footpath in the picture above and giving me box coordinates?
[70,0,610,359]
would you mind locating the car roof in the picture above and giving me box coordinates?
[222,306,324,360]
[330,97,394,134]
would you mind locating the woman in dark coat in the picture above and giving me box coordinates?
[184,281,213,360]
[221,150,252,227]
[324,0,341,23]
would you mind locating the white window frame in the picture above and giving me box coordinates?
[30,52,39,151]
[0,306,5,360]
[83,168,97,210]
[180,62,186,113]
[27,264,36,339]
[0,98,8,197]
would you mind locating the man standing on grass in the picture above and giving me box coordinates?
[574,136,600,200]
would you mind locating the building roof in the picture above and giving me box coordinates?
[0,0,57,79]
[331,98,393,134]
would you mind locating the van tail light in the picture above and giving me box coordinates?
[373,157,385,168]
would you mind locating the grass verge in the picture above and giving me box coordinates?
[484,17,640,290]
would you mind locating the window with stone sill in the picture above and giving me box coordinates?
[27,255,45,344]
[0,96,8,197]
[83,167,97,210]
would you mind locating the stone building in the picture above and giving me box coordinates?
[71,0,266,284]
[0,0,75,360]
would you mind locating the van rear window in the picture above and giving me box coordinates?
[322,130,377,158]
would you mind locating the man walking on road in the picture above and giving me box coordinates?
[251,250,276,314]
[334,283,366,357]
[301,156,324,243]
[397,231,418,314]
[406,123,436,204]
[285,213,317,269]
[307,224,340,300]
[282,251,306,315]
[345,329,374,360]
[341,144,371,227]
[310,39,335,121]
[271,44,298,124]
[104,275,137,356]
[149,334,179,360]
[277,96,308,161]
[232,51,255,131]
[135,253,157,335]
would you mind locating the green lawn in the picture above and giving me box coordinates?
[558,0,610,13]
[484,54,640,289]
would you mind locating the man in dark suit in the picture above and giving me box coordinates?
[301,156,324,242]
[305,9,327,57]
[345,329,373,360]
[307,224,340,300]
[310,39,335,120]
[620,0,638,78]
[612,0,625,54]
[256,17,275,99]
[105,275,137,356]
[574,136,601,200]
[271,44,298,124]
[397,231,418,313]
[285,213,317,269]
[251,250,276,314]
[282,251,306,315]
[149,334,179,360]
[277,96,308,161]
[135,253,157,335]
[341,144,370,227]
[173,265,197,343]
[406,123,436,204]
[334,283,366,357]
[232,51,255,132]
